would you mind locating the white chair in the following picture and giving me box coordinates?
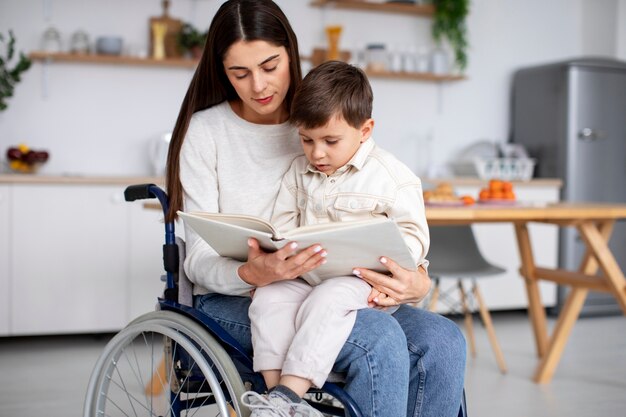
[427,225,508,373]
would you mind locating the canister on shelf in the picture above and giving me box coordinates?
[365,43,388,72]
[41,27,62,53]
[325,25,343,61]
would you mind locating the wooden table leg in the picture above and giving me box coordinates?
[578,221,626,313]
[534,287,588,383]
[578,220,613,274]
[514,222,549,357]
[534,220,625,383]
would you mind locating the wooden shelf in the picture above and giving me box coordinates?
[30,51,463,82]
[310,0,435,16]
[304,49,465,82]
[365,69,464,81]
[29,51,198,69]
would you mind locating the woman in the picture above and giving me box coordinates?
[165,1,466,416]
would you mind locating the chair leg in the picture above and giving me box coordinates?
[473,282,508,374]
[145,355,167,396]
[428,278,441,311]
[457,280,476,358]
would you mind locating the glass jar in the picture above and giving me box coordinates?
[365,44,388,72]
[41,27,62,53]
[429,47,450,75]
[70,30,90,54]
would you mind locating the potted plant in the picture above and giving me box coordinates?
[431,0,469,72]
[1,30,31,111]
[177,23,207,59]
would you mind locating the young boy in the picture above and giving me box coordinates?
[242,61,430,417]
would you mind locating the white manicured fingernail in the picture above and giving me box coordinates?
[374,297,379,303]
[320,251,327,257]
[321,259,327,264]
[313,245,322,253]
[380,257,387,264]
[290,242,298,249]
[352,269,361,276]
[247,238,253,247]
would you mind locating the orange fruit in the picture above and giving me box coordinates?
[503,191,516,200]
[489,179,504,191]
[461,195,475,205]
[502,181,514,192]
[490,191,505,200]
[479,189,491,200]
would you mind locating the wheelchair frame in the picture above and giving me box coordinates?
[83,183,467,417]
[83,184,364,417]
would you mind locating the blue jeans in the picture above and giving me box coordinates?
[195,293,466,417]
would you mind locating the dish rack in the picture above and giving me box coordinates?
[452,158,536,181]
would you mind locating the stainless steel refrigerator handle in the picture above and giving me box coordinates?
[578,127,607,141]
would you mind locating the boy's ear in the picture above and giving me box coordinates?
[360,118,375,142]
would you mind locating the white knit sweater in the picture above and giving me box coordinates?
[180,101,303,296]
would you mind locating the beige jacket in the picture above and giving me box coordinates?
[271,139,429,268]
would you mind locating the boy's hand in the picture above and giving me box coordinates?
[367,287,394,309]
[238,238,327,286]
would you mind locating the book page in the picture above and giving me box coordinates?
[185,211,280,238]
[178,211,281,261]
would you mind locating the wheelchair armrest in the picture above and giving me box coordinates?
[124,183,158,202]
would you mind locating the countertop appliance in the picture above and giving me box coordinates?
[511,57,626,316]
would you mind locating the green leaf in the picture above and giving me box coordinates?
[431,0,470,71]
[0,30,31,111]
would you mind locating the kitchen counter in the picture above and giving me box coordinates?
[0,174,164,185]
[423,177,563,188]
[0,174,562,188]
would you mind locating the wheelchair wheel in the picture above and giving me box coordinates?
[83,310,250,417]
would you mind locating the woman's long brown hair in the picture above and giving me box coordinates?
[165,0,302,222]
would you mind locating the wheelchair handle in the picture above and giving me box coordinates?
[124,183,158,202]
[125,183,177,290]
[124,183,170,219]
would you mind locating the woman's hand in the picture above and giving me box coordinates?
[355,258,431,307]
[238,238,327,287]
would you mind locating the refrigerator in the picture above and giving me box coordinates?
[510,57,626,316]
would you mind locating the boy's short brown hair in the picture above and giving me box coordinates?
[290,61,373,129]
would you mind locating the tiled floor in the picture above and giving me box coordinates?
[0,310,624,417]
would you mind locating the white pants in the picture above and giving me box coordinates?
[249,277,371,388]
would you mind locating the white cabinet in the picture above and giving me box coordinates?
[0,180,170,336]
[0,185,10,334]
[425,180,560,311]
[10,184,129,334]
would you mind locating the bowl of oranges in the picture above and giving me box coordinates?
[478,180,517,204]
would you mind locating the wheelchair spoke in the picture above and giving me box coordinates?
[170,337,220,416]
[142,331,169,404]
[110,355,143,417]
[85,311,250,417]
[106,373,159,417]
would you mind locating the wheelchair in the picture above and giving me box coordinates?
[83,184,468,417]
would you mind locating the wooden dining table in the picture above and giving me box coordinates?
[425,202,626,383]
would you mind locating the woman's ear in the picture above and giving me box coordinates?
[360,118,375,142]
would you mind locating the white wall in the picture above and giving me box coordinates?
[0,0,623,177]
[581,0,617,56]
[617,0,626,59]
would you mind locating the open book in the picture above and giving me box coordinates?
[178,211,416,285]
